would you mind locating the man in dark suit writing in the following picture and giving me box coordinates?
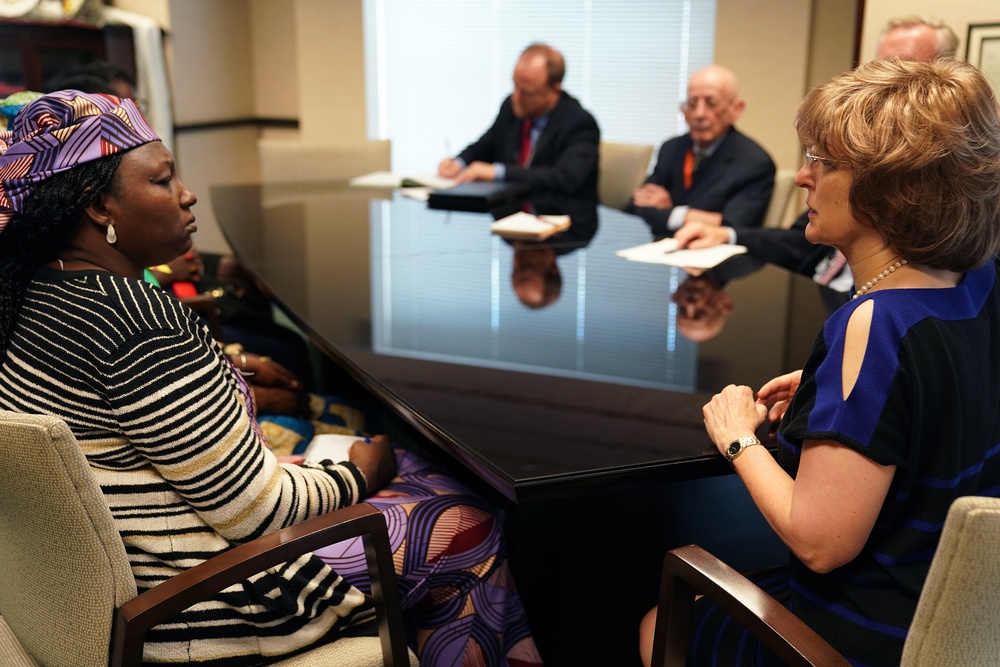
[625,64,775,237]
[438,43,600,199]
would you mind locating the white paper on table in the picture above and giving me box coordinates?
[615,238,748,269]
[400,187,432,201]
[348,171,400,187]
[400,174,457,190]
[303,434,363,465]
[349,171,455,190]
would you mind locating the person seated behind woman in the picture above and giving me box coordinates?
[0,90,542,667]
[640,57,1000,666]
[149,246,321,391]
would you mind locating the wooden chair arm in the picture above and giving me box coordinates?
[651,544,851,667]
[110,503,408,667]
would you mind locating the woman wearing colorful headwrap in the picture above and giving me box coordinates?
[0,90,542,667]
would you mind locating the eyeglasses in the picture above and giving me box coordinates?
[680,97,728,113]
[804,150,842,171]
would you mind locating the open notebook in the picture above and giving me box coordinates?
[490,211,571,240]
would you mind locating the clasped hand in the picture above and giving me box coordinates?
[703,370,802,455]
[233,352,309,417]
[631,183,672,208]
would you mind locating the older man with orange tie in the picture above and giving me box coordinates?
[624,64,775,238]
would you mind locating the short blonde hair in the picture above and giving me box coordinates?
[795,58,1000,271]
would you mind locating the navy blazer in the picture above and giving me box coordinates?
[457,92,600,199]
[737,211,829,277]
[736,211,850,312]
[626,127,775,236]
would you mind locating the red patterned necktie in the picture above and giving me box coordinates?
[519,119,533,166]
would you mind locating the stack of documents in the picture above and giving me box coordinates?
[349,171,456,190]
[616,238,747,269]
[490,211,571,240]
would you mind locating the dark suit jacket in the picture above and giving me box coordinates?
[736,211,850,312]
[736,211,828,277]
[457,92,600,199]
[625,127,775,236]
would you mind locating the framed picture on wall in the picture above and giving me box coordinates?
[967,23,1000,94]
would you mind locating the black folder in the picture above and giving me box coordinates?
[427,181,531,212]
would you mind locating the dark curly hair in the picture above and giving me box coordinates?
[0,152,123,354]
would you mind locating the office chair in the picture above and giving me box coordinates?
[599,141,654,208]
[0,410,417,667]
[650,495,1000,666]
[258,139,392,183]
[762,168,798,229]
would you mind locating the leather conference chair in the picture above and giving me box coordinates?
[0,410,417,667]
[650,495,1000,666]
[762,168,798,229]
[599,141,655,208]
[258,139,392,183]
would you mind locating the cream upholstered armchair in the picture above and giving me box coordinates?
[762,168,799,229]
[0,410,417,667]
[650,495,1000,666]
[598,141,654,208]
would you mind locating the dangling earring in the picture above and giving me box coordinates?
[106,224,117,245]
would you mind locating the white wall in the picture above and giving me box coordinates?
[250,0,299,120]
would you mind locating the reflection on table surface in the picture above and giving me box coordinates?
[211,182,827,502]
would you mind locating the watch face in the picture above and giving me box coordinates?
[726,441,742,458]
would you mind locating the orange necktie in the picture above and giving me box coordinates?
[683,148,696,189]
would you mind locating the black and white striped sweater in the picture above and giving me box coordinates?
[0,267,373,665]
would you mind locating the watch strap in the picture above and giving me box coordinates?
[725,435,762,467]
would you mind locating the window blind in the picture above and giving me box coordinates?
[363,0,717,174]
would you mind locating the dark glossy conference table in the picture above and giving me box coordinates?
[212,182,828,663]
[212,182,824,503]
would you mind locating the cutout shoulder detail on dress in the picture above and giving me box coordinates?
[842,298,874,400]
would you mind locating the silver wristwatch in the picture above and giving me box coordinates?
[724,436,762,467]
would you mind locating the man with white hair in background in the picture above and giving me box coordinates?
[624,64,776,238]
[670,16,960,308]
[876,15,958,61]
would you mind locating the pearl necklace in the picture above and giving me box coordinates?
[852,258,907,300]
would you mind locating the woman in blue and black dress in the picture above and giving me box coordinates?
[642,57,1000,665]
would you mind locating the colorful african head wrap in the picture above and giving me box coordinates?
[0,89,160,235]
